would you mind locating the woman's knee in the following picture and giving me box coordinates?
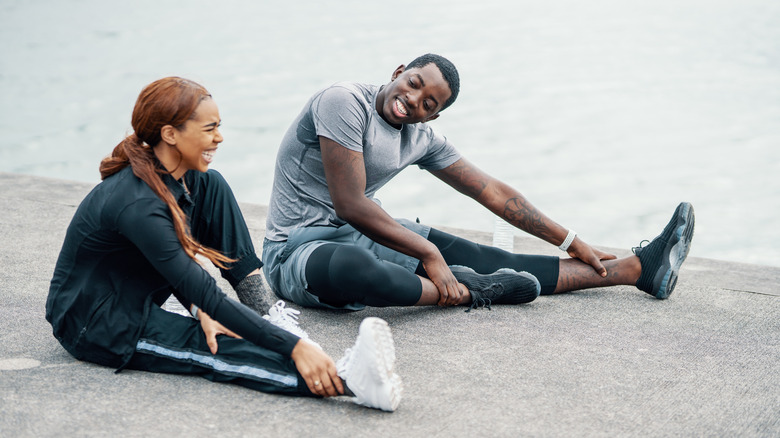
[187,169,235,204]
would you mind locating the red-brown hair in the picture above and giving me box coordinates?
[99,77,233,269]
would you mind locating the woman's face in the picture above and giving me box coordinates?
[174,98,223,174]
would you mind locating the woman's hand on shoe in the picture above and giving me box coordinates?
[291,339,344,397]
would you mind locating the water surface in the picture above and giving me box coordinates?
[2,0,778,266]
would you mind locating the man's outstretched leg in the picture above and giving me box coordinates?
[427,202,695,300]
[551,202,694,299]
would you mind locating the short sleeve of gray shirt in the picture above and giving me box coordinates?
[265,82,461,241]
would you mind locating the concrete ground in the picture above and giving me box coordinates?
[1,172,778,437]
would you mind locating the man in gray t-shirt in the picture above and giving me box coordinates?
[262,54,695,311]
[265,81,459,242]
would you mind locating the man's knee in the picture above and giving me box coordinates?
[329,246,385,286]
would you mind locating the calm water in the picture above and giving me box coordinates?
[2,0,779,267]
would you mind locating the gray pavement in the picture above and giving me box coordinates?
[1,171,778,437]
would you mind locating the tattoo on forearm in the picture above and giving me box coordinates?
[503,197,552,240]
[447,162,487,197]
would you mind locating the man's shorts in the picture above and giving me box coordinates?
[262,219,430,310]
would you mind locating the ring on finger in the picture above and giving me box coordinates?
[314,380,321,386]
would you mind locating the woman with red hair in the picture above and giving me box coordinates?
[45,77,401,412]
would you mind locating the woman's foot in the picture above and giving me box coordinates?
[336,318,402,412]
[234,273,275,312]
[262,300,321,349]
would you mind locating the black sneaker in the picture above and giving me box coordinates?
[633,202,695,299]
[450,265,540,312]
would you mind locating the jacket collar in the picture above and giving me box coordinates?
[159,169,193,208]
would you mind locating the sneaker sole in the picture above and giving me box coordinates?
[360,317,402,412]
[654,202,695,299]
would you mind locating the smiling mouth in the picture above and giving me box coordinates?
[202,149,216,163]
[394,98,408,117]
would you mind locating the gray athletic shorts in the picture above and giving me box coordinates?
[262,219,430,310]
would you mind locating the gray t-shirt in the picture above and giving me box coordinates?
[265,82,461,241]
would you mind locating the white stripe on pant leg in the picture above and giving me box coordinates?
[136,339,298,387]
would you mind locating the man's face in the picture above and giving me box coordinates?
[378,63,452,126]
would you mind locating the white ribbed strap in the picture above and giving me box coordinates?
[558,229,577,251]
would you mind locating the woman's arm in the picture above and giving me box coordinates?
[117,198,301,356]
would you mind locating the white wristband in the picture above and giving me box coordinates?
[558,229,577,252]
[190,304,199,319]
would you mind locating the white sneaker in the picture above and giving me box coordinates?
[336,317,402,412]
[263,300,321,349]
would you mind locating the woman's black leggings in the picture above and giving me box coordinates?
[304,227,560,307]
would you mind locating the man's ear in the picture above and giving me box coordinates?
[391,64,406,81]
[160,125,177,145]
[422,113,440,123]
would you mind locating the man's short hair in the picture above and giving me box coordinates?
[407,53,460,111]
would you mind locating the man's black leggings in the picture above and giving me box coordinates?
[304,227,560,307]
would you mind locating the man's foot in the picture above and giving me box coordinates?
[633,202,695,299]
[263,300,321,349]
[336,317,402,412]
[450,265,541,312]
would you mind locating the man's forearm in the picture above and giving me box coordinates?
[337,197,440,263]
[432,159,570,246]
[485,182,569,247]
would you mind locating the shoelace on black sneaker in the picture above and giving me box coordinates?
[466,297,492,312]
[631,239,650,255]
[464,282,505,312]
